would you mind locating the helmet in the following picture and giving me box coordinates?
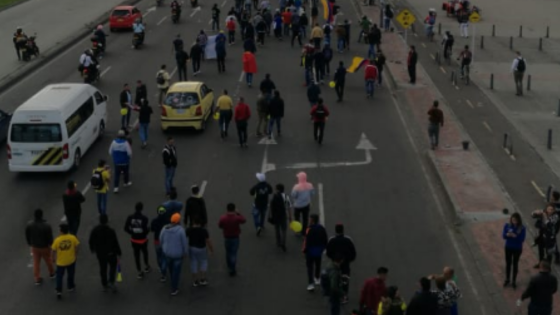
[16,27,22,31]
[97,25,103,30]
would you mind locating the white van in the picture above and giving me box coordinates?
[7,83,108,172]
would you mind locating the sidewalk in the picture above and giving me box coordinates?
[0,0,140,93]
[359,2,560,315]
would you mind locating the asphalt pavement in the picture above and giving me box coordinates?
[0,0,490,313]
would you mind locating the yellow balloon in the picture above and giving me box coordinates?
[329,81,336,88]
[213,112,220,120]
[290,221,303,233]
[120,108,128,116]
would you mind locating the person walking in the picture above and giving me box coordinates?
[427,100,444,150]
[327,255,345,315]
[51,223,79,299]
[227,16,237,44]
[442,267,462,315]
[407,277,439,315]
[259,73,276,101]
[185,185,208,227]
[307,82,321,106]
[519,261,558,315]
[89,214,122,292]
[162,136,178,195]
[175,48,189,81]
[376,49,386,86]
[190,39,203,76]
[124,202,151,279]
[326,223,357,304]
[156,65,171,105]
[119,83,133,129]
[216,89,234,139]
[26,209,54,285]
[367,24,381,59]
[358,16,371,43]
[234,96,251,148]
[378,286,407,315]
[323,44,333,76]
[282,9,292,37]
[256,94,269,136]
[172,33,184,52]
[197,30,209,60]
[134,80,148,107]
[311,23,324,48]
[150,205,168,279]
[364,60,378,98]
[314,49,326,84]
[532,204,558,267]
[138,99,153,148]
[267,90,284,139]
[218,203,247,276]
[359,267,389,315]
[92,160,111,215]
[212,4,221,31]
[291,172,315,235]
[503,212,526,289]
[108,130,132,194]
[269,183,292,251]
[430,275,461,315]
[310,98,330,144]
[160,213,189,295]
[408,45,418,84]
[511,51,526,96]
[383,5,393,31]
[242,50,257,87]
[216,31,227,73]
[186,217,214,286]
[62,180,85,236]
[302,214,327,290]
[457,9,469,38]
[250,172,273,235]
[162,189,184,222]
[334,61,346,101]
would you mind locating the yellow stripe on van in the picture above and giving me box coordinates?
[32,147,61,166]
[45,149,63,165]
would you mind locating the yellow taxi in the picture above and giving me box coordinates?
[161,82,215,131]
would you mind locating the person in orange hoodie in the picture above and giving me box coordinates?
[234,96,251,148]
[242,50,257,87]
[364,60,378,98]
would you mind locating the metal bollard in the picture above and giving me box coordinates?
[438,23,442,35]
[527,75,531,91]
[548,129,553,150]
[539,38,543,51]
[490,73,494,90]
[519,25,523,38]
[492,24,495,37]
[503,133,509,148]
[480,35,484,49]
[546,26,550,38]
[509,36,513,50]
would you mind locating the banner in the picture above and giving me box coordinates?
[205,35,217,60]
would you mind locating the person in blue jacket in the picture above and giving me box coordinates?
[503,212,526,289]
[302,214,328,291]
[108,130,132,193]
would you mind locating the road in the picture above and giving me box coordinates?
[0,0,488,313]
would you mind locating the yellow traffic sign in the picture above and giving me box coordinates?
[396,9,416,29]
[469,12,480,23]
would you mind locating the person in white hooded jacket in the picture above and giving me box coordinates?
[291,172,315,236]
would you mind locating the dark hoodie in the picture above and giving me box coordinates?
[250,178,273,210]
[327,234,357,263]
[185,196,208,226]
[124,211,150,242]
[151,211,168,243]
[62,189,86,219]
[89,223,122,257]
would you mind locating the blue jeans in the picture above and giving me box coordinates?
[219,109,233,136]
[329,296,341,315]
[451,303,458,315]
[96,193,107,214]
[212,18,219,31]
[155,244,165,275]
[252,206,267,229]
[268,117,281,136]
[224,237,240,273]
[428,123,440,147]
[300,26,307,38]
[305,68,312,86]
[114,164,130,187]
[55,262,76,292]
[366,79,375,96]
[139,123,149,143]
[163,257,183,291]
[383,18,390,31]
[246,72,253,85]
[337,38,344,51]
[528,303,552,315]
[325,33,331,45]
[165,167,176,194]
[368,43,376,59]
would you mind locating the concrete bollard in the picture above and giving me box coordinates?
[490,73,494,90]
[548,129,553,150]
[492,24,495,37]
[480,35,484,49]
[519,25,523,38]
[527,75,531,91]
[509,36,513,50]
[546,26,550,38]
[539,38,543,51]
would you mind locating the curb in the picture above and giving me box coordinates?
[0,0,142,95]
[0,0,31,13]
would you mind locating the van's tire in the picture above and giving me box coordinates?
[73,149,81,170]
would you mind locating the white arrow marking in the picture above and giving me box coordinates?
[190,6,201,17]
[284,133,376,169]
[258,137,277,145]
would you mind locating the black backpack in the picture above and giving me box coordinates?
[517,58,526,72]
[156,72,165,84]
[314,105,326,119]
[91,170,104,190]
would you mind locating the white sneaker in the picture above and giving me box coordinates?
[113,187,119,193]
[124,182,132,187]
[307,284,315,291]
[314,277,321,285]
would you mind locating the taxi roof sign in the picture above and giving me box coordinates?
[396,9,416,29]
[469,12,480,23]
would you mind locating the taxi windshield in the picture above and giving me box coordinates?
[164,92,200,108]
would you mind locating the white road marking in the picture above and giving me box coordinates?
[81,182,92,195]
[258,137,277,145]
[170,66,178,78]
[440,67,446,74]
[421,42,426,48]
[466,99,474,109]
[430,53,435,60]
[238,71,245,82]
[221,0,227,7]
[157,16,168,25]
[100,66,112,77]
[531,180,545,197]
[190,6,201,17]
[199,180,208,196]
[318,183,325,226]
[208,19,213,25]
[482,121,492,133]
[260,141,276,174]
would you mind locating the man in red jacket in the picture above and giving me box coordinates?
[234,97,251,148]
[218,203,246,276]
[359,267,389,314]
[364,60,378,98]
[310,98,330,145]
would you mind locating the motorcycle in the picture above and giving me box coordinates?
[171,9,180,23]
[91,36,104,59]
[20,34,39,61]
[132,32,144,49]
[82,64,100,84]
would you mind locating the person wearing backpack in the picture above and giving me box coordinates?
[124,202,151,279]
[383,5,393,32]
[327,223,357,304]
[511,51,526,96]
[92,159,111,215]
[269,183,292,251]
[326,255,345,315]
[156,64,171,105]
[250,173,273,235]
[310,98,330,144]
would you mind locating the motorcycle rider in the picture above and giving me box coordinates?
[93,25,107,56]
[13,27,28,61]
[132,18,146,47]
[171,0,182,18]
[79,49,98,83]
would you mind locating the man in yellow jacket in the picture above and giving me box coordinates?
[310,23,324,49]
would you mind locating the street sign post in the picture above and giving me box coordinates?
[396,9,416,44]
[469,12,480,63]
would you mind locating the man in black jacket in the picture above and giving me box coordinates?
[327,223,357,304]
[124,202,151,279]
[303,214,328,291]
[250,172,273,236]
[62,180,86,235]
[520,261,558,315]
[307,82,321,107]
[89,214,122,291]
[175,48,189,81]
[407,277,438,315]
[190,39,203,75]
[138,99,153,148]
[120,83,133,129]
[313,50,325,84]
[267,90,284,139]
[150,206,168,279]
[407,45,418,84]
[259,73,276,101]
[163,136,178,195]
[25,209,54,285]
[334,61,347,101]
[269,183,292,251]
[185,185,208,227]
[134,80,148,106]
